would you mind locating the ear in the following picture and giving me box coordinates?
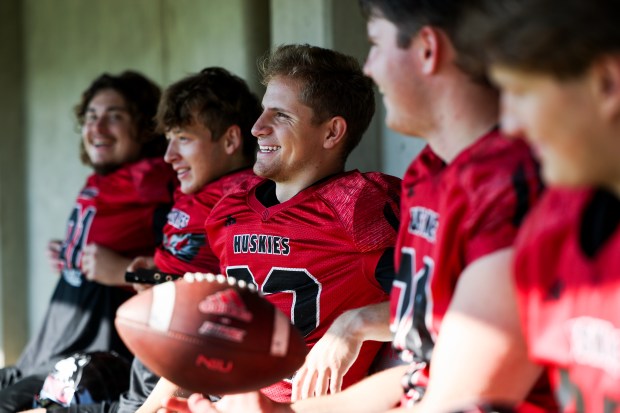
[222,125,242,155]
[322,116,348,150]
[416,26,445,75]
[593,55,620,121]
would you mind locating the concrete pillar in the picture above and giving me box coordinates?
[0,0,28,365]
[269,0,383,173]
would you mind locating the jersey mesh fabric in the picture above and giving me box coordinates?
[390,130,555,411]
[515,188,620,412]
[206,170,401,402]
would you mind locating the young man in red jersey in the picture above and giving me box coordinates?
[0,71,177,413]
[461,0,620,411]
[120,67,262,413]
[160,1,558,413]
[32,68,262,413]
[200,44,401,403]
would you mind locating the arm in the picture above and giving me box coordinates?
[137,376,189,413]
[292,301,392,400]
[160,364,408,413]
[80,243,133,286]
[414,248,542,412]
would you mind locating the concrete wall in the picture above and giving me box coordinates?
[0,0,28,365]
[0,0,421,363]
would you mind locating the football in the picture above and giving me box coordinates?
[115,272,308,395]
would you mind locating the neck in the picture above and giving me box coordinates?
[274,163,344,202]
[424,75,499,163]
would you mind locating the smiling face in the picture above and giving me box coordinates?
[491,64,618,188]
[82,89,141,172]
[164,120,229,194]
[251,76,331,184]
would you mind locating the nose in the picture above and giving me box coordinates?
[362,48,374,78]
[164,138,179,164]
[251,111,271,138]
[92,116,109,134]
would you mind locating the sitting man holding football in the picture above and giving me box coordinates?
[129,44,400,410]
[199,44,401,402]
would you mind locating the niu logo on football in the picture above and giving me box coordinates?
[196,355,233,373]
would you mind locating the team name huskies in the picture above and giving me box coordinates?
[233,234,290,255]
[408,207,439,242]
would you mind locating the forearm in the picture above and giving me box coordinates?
[290,365,406,413]
[136,377,184,413]
[419,249,541,411]
[335,301,392,343]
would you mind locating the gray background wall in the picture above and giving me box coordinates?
[0,0,423,365]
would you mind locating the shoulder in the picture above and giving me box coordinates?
[516,188,593,253]
[127,158,177,202]
[452,134,543,227]
[317,171,400,251]
[317,170,401,203]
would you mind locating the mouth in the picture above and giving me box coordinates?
[174,167,190,179]
[258,145,281,153]
[90,138,114,149]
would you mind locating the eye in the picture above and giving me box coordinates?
[84,113,98,124]
[275,112,290,120]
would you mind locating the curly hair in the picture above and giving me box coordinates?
[155,67,261,162]
[75,70,165,166]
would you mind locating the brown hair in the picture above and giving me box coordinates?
[75,71,165,165]
[459,0,620,79]
[259,44,375,161]
[155,67,261,162]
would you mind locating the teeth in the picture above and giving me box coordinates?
[259,145,280,152]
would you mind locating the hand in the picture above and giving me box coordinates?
[47,239,64,275]
[291,328,362,400]
[80,243,132,286]
[127,255,156,293]
[158,392,287,413]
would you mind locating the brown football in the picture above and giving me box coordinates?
[115,272,307,395]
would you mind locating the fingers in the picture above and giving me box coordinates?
[128,255,155,272]
[329,368,343,395]
[160,396,191,413]
[188,393,218,412]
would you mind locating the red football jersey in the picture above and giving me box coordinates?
[154,168,256,275]
[515,188,620,412]
[59,158,176,286]
[205,170,401,402]
[390,130,553,410]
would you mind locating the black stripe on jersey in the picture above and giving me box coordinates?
[383,201,400,232]
[580,188,620,258]
[375,247,396,294]
[152,203,173,245]
[511,163,533,227]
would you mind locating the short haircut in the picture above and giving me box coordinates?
[156,67,261,162]
[359,0,491,84]
[459,0,620,79]
[75,71,165,165]
[259,44,375,161]
[359,0,470,48]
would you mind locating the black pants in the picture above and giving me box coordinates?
[0,365,47,412]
